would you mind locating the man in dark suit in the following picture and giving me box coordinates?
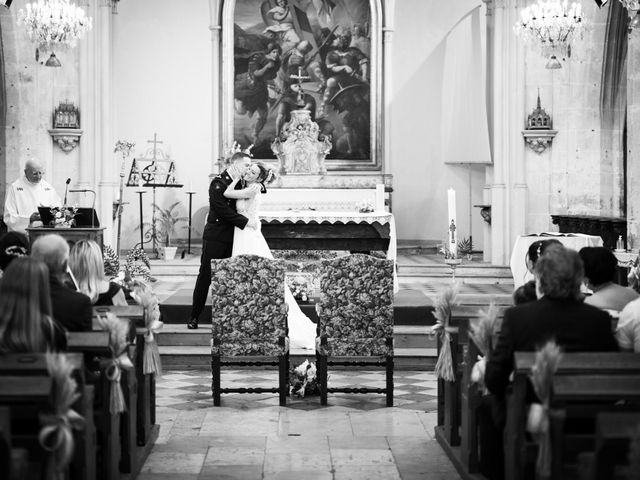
[187,152,257,329]
[31,233,92,332]
[486,244,618,398]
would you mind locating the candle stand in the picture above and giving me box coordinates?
[186,191,195,254]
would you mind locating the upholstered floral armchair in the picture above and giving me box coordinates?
[210,254,289,406]
[315,254,395,406]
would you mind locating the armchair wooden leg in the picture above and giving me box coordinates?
[211,355,221,407]
[278,354,288,406]
[318,354,328,406]
[386,355,394,407]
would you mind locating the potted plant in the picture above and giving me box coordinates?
[153,201,188,260]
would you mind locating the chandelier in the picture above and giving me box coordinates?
[514,0,585,69]
[17,0,92,67]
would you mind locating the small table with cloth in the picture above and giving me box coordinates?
[510,232,603,288]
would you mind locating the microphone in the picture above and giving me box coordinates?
[63,178,71,205]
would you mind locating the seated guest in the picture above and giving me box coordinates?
[0,231,29,277]
[486,244,618,399]
[579,246,639,313]
[514,239,563,304]
[69,239,128,306]
[31,234,92,332]
[615,297,640,352]
[0,257,66,352]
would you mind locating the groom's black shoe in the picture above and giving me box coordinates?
[187,319,199,329]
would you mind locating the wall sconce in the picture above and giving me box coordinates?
[48,100,83,152]
[522,90,557,154]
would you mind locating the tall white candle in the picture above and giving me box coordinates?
[375,184,385,212]
[447,188,457,257]
[188,180,193,192]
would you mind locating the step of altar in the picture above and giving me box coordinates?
[147,254,514,285]
[158,324,437,370]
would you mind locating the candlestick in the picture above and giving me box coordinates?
[375,184,385,212]
[186,191,195,254]
[136,190,146,250]
[447,188,457,257]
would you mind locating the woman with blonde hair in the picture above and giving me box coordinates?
[69,239,127,306]
[0,257,66,352]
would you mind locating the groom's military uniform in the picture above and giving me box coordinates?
[190,170,249,324]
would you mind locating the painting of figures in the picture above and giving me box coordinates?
[233,0,372,161]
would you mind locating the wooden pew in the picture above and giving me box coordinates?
[436,305,508,447]
[67,331,120,480]
[0,353,95,480]
[549,375,640,480]
[92,306,158,475]
[0,376,53,479]
[505,352,640,480]
[578,412,640,480]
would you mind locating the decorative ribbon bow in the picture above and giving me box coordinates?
[143,316,164,375]
[39,409,85,472]
[527,401,552,478]
[101,351,134,414]
[431,321,455,382]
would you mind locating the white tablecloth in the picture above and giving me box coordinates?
[510,233,603,288]
[260,210,398,292]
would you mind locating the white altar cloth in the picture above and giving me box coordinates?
[260,210,398,292]
[510,233,603,288]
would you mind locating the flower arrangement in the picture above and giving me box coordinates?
[287,275,311,302]
[114,140,135,158]
[438,244,457,260]
[289,359,320,397]
[355,199,375,213]
[40,353,85,475]
[527,340,563,478]
[123,246,152,282]
[129,279,163,376]
[430,282,459,382]
[469,302,502,388]
[96,312,134,414]
[103,245,120,278]
[49,205,78,228]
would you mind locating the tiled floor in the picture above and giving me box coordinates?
[139,369,462,479]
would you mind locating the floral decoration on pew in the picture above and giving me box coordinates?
[430,282,459,382]
[469,301,501,389]
[527,340,563,479]
[129,279,163,376]
[290,359,320,397]
[123,246,152,282]
[96,312,134,414]
[40,353,85,475]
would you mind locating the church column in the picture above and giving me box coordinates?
[484,0,526,265]
[210,0,222,174]
[627,32,640,249]
[78,0,95,189]
[382,0,394,176]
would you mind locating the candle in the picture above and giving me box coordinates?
[138,178,143,189]
[447,188,457,257]
[188,180,193,192]
[375,184,385,212]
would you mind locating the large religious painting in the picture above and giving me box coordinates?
[231,0,374,164]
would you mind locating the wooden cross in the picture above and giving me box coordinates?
[147,133,163,160]
[449,219,457,244]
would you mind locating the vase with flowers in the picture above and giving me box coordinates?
[49,205,78,228]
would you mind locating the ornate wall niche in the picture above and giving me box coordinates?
[216,0,383,172]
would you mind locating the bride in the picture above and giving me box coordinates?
[223,162,316,351]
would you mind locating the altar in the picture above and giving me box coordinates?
[260,210,396,256]
[26,226,105,249]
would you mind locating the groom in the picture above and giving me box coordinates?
[187,152,257,329]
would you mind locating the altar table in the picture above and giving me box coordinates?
[260,210,398,292]
[260,210,397,259]
[510,233,603,288]
[26,226,105,249]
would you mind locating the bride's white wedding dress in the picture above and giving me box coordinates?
[232,192,316,351]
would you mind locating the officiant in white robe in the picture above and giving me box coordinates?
[3,159,61,233]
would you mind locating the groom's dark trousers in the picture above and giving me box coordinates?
[190,170,248,322]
